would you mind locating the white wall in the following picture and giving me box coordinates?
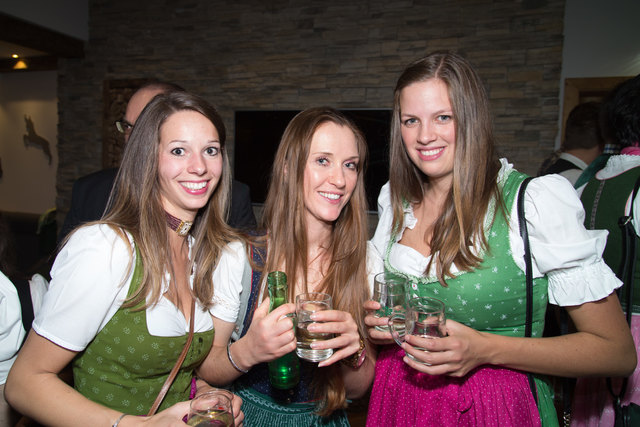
[0,1,86,214]
[563,0,640,78]
[0,71,58,214]
[556,0,640,146]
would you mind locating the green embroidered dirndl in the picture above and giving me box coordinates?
[73,248,214,414]
[382,169,558,426]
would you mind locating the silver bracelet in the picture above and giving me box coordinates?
[227,341,249,374]
[112,413,127,427]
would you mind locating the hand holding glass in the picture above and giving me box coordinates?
[187,390,234,427]
[295,292,334,362]
[373,272,408,332]
[389,297,446,365]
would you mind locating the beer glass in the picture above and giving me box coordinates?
[389,296,446,364]
[295,292,333,362]
[187,389,234,427]
[373,272,408,332]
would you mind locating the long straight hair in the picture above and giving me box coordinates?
[260,107,370,415]
[101,91,237,309]
[389,52,502,284]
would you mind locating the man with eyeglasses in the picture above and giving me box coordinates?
[59,81,257,240]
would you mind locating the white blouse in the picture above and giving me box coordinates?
[34,224,214,352]
[0,271,25,384]
[209,241,383,324]
[370,159,621,307]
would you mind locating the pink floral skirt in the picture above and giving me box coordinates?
[367,345,541,427]
[570,314,640,427]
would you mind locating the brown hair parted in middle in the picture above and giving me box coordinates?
[102,91,237,310]
[389,51,503,285]
[260,106,370,415]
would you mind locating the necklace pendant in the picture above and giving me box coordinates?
[176,220,192,236]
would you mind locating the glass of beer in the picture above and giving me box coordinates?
[389,296,446,365]
[373,272,408,332]
[295,292,333,362]
[187,389,234,427]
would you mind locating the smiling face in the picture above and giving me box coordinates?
[399,78,456,188]
[157,110,222,220]
[302,121,359,228]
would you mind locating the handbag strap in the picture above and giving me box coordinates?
[147,298,196,416]
[606,174,640,405]
[517,176,539,404]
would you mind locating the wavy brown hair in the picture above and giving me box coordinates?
[98,91,238,310]
[260,107,370,415]
[389,52,502,285]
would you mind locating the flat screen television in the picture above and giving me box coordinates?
[234,109,392,211]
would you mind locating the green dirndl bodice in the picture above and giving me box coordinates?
[383,169,557,426]
[73,249,214,415]
[580,165,640,314]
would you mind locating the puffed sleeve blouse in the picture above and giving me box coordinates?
[370,159,621,307]
[34,224,213,352]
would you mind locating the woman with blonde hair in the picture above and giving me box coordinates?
[6,91,243,426]
[364,52,636,426]
[199,107,380,425]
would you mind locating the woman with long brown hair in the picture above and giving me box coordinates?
[199,107,379,425]
[364,52,636,426]
[6,91,243,426]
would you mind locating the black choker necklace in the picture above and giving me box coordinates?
[165,211,193,236]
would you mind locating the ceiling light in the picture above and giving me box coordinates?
[11,54,18,58]
[13,60,27,70]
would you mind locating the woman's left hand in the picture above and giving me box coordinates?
[305,309,361,368]
[401,319,490,377]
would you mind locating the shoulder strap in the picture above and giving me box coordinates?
[616,174,640,323]
[13,277,34,335]
[517,177,534,339]
[517,176,539,405]
[147,298,195,415]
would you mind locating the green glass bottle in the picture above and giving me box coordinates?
[267,271,300,390]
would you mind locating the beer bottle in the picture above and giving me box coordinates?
[267,271,300,389]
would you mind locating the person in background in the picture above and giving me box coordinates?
[0,213,48,426]
[538,102,603,186]
[198,107,380,426]
[572,73,640,427]
[364,51,636,426]
[6,92,243,426]
[573,89,627,190]
[59,81,256,241]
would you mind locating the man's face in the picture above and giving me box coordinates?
[122,87,165,142]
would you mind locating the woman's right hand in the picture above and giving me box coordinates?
[363,300,395,345]
[240,297,297,366]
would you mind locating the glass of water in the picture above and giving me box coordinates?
[373,272,408,332]
[389,296,446,365]
[295,292,333,362]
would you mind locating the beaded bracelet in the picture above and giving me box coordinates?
[227,341,249,374]
[112,413,127,427]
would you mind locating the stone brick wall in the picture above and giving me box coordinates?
[56,0,565,225]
